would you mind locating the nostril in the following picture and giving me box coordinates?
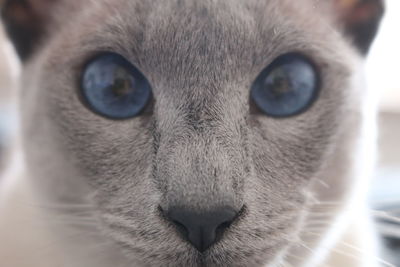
[165,206,239,252]
[214,222,229,244]
[172,220,189,239]
[215,220,233,241]
[219,220,233,229]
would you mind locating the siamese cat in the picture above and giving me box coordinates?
[0,0,385,266]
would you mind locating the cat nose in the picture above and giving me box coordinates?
[166,206,238,252]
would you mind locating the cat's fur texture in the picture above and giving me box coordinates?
[0,0,384,266]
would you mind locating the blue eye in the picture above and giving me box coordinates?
[81,53,151,119]
[251,53,319,117]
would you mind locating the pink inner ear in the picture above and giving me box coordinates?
[29,0,56,15]
[346,1,382,24]
[3,2,32,24]
[338,0,359,9]
[333,0,384,54]
[336,0,383,24]
[1,0,57,60]
[3,0,55,22]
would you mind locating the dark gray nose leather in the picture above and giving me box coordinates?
[166,207,238,252]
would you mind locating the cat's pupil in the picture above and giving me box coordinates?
[265,69,292,97]
[111,68,135,97]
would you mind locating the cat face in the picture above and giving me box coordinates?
[1,0,383,266]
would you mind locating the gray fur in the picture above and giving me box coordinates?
[1,0,383,266]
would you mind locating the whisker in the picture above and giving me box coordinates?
[297,233,396,267]
[372,210,400,223]
[315,179,331,189]
[13,199,94,210]
[309,202,344,206]
[339,242,396,267]
[101,213,134,228]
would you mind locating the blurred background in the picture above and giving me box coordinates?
[0,0,399,266]
[366,0,400,265]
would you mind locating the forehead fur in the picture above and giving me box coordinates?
[39,0,354,117]
[44,0,350,69]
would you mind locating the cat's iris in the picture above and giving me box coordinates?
[81,53,151,119]
[251,53,319,117]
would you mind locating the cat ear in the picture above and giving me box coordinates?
[1,0,58,60]
[333,0,384,55]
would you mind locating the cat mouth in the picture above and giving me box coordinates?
[109,218,291,267]
[105,205,296,266]
[171,242,285,267]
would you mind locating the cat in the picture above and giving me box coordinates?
[0,0,384,266]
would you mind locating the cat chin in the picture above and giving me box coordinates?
[112,235,288,267]
[124,250,283,267]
